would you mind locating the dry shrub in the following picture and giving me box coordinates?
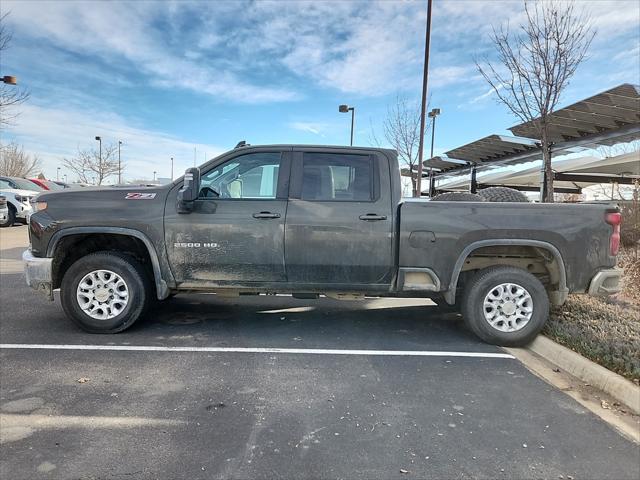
[618,250,640,304]
[546,295,640,381]
[619,196,639,248]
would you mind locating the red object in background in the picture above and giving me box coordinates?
[29,178,50,190]
[605,211,621,256]
[28,179,65,191]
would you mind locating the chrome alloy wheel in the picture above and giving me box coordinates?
[482,283,533,332]
[76,269,129,320]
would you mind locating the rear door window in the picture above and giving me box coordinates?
[301,153,373,201]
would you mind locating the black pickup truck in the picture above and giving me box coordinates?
[24,144,622,345]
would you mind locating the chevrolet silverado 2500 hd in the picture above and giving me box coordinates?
[23,145,622,345]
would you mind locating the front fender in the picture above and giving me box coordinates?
[47,226,172,300]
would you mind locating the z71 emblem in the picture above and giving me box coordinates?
[125,193,156,200]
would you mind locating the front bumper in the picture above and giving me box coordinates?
[23,249,54,300]
[0,207,7,223]
[16,204,33,220]
[588,268,623,296]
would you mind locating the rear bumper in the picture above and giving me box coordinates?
[23,249,54,300]
[588,268,623,296]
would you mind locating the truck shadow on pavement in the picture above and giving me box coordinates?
[0,263,486,350]
[142,295,488,351]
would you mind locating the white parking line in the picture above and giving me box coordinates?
[0,343,515,359]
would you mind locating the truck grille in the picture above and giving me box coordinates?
[0,196,6,207]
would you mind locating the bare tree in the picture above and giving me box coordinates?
[476,0,595,202]
[63,143,120,185]
[0,13,30,128]
[0,142,41,176]
[380,96,429,197]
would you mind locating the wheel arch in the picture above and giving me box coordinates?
[444,239,568,306]
[47,227,171,300]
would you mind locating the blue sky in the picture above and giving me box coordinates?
[1,0,639,182]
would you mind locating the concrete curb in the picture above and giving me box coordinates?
[526,335,640,415]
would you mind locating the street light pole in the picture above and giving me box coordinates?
[170,157,174,180]
[95,136,102,184]
[57,167,61,181]
[153,171,157,182]
[118,140,123,184]
[338,104,355,146]
[416,0,433,197]
[427,108,441,196]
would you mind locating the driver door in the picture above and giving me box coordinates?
[164,150,290,286]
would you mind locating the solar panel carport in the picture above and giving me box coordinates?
[437,151,640,195]
[427,84,640,197]
[509,84,640,144]
[444,135,538,166]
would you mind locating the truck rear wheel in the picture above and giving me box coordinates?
[61,252,152,333]
[461,266,549,346]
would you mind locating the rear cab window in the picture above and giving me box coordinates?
[301,153,375,201]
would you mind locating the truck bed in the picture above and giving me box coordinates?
[398,199,616,296]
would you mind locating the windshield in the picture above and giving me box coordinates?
[44,180,64,190]
[11,178,44,191]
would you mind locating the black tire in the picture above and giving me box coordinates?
[61,251,152,333]
[461,266,549,346]
[431,192,484,202]
[477,187,529,203]
[0,204,16,228]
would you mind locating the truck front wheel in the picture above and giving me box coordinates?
[461,266,549,346]
[60,252,152,333]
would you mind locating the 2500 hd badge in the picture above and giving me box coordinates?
[173,242,219,248]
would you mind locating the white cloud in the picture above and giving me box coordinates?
[206,0,475,96]
[4,0,300,103]
[5,103,225,182]
[288,122,328,136]
[5,0,638,103]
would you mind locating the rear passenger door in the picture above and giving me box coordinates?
[284,149,394,289]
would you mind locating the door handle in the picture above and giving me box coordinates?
[253,211,281,219]
[359,214,387,221]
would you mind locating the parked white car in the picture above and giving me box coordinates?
[0,176,42,227]
[0,196,8,225]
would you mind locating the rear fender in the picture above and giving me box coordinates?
[445,239,568,306]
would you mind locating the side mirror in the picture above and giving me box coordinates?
[177,167,200,214]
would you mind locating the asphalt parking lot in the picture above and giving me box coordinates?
[1,225,639,480]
